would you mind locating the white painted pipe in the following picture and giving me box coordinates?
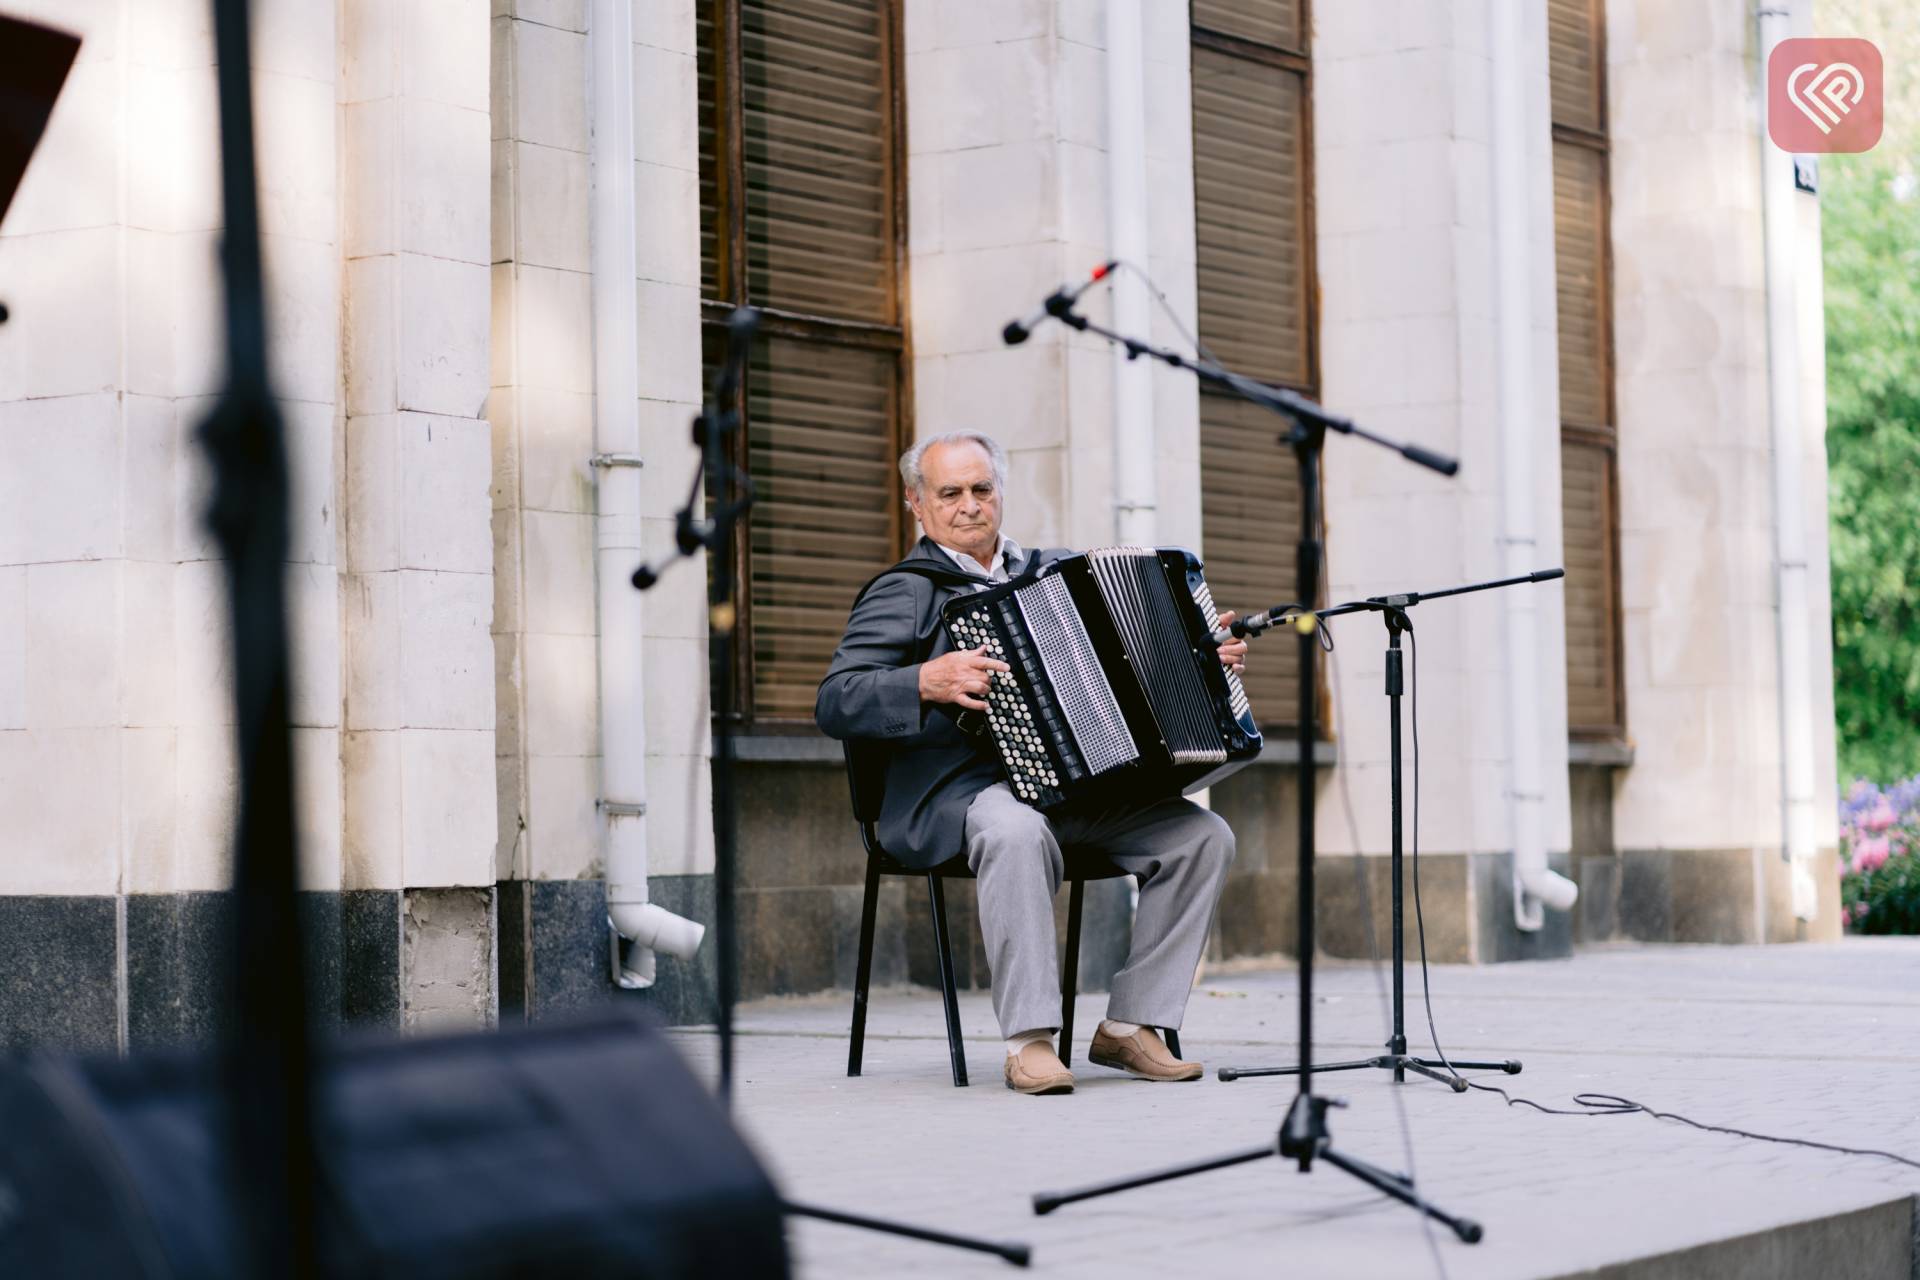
[1490,0,1578,928]
[1757,5,1820,923]
[1107,0,1156,548]
[591,0,704,985]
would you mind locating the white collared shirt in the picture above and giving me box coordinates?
[933,533,1023,584]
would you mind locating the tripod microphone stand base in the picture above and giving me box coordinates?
[1215,588,1553,1093]
[1219,1048,1522,1090]
[1032,1093,1483,1245]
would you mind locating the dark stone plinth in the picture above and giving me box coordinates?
[0,896,118,1055]
[499,875,718,1028]
[631,874,717,1026]
[124,891,372,1049]
[126,892,234,1047]
[340,889,400,1029]
[1473,850,1576,962]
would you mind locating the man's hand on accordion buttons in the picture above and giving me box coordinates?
[1216,612,1248,676]
[921,644,1012,712]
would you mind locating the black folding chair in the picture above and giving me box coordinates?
[841,743,1180,1087]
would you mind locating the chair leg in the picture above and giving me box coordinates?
[1164,1028,1182,1060]
[847,859,882,1078]
[927,876,969,1087]
[1060,878,1085,1068]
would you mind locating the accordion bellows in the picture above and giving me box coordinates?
[943,546,1262,811]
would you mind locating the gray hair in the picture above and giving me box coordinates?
[899,432,1009,497]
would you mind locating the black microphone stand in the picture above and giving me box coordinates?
[632,309,1032,1269]
[203,1,318,1272]
[1025,299,1482,1244]
[1215,571,1562,1087]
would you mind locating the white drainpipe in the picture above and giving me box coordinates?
[591,0,705,985]
[1757,3,1820,922]
[1490,0,1578,929]
[1107,0,1155,548]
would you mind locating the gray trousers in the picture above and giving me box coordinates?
[963,782,1236,1039]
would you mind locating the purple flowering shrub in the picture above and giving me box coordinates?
[1838,778,1920,934]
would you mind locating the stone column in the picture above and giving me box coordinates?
[341,0,498,1030]
[1605,0,1841,943]
[490,1,716,1022]
[1307,0,1576,963]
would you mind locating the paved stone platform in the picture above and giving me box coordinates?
[667,940,1920,1279]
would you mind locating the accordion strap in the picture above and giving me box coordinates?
[849,560,984,614]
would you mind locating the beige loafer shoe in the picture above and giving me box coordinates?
[1087,1026,1203,1082]
[1004,1042,1075,1095]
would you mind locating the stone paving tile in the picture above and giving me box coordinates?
[667,940,1920,1279]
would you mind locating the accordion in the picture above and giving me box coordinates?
[942,546,1261,811]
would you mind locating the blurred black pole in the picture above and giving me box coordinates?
[201,0,317,1274]
[706,332,745,1102]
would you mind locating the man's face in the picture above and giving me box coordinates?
[908,440,1002,565]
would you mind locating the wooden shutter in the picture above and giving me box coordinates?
[1192,0,1302,53]
[740,0,893,322]
[1548,0,1605,134]
[1192,47,1311,389]
[747,338,898,719]
[1553,141,1608,432]
[1561,440,1617,730]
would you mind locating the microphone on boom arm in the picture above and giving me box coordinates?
[1002,260,1118,345]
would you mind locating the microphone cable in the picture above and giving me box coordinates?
[1402,627,1920,1174]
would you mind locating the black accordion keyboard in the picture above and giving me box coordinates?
[942,547,1261,811]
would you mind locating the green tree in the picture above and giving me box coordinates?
[1824,157,1920,780]
[1819,0,1920,781]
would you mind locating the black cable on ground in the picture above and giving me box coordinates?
[1404,628,1920,1176]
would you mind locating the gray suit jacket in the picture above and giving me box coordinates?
[815,536,1065,869]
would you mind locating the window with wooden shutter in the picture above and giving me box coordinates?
[1190,4,1314,727]
[1548,0,1624,738]
[698,0,908,723]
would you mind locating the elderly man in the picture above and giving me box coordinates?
[816,431,1247,1095]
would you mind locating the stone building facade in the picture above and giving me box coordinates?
[0,0,1840,1050]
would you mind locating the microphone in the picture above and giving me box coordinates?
[1208,608,1286,646]
[1002,260,1117,345]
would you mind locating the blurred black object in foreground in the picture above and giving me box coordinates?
[0,1009,790,1278]
[0,14,79,223]
[0,14,82,327]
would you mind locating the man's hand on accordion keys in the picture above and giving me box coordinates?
[1215,611,1249,676]
[920,644,1012,712]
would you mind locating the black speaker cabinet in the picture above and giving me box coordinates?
[0,1009,789,1278]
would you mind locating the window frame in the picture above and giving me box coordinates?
[699,0,915,728]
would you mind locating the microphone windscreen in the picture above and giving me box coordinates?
[1401,442,1460,476]
[1002,322,1029,346]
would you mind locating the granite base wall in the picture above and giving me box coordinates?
[497,874,718,1028]
[0,890,402,1055]
[1210,761,1579,963]
[1575,845,1844,945]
